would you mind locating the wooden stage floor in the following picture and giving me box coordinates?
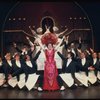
[0,85,100,99]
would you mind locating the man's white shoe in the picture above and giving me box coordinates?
[60,86,65,90]
[75,83,78,86]
[38,87,43,91]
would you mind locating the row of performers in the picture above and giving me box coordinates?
[0,35,100,91]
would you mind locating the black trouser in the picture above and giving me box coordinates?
[16,75,20,81]
[57,75,64,87]
[38,75,43,87]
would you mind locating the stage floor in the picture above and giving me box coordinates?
[0,85,100,99]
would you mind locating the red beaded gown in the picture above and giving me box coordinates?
[43,49,60,90]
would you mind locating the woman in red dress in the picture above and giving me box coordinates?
[37,33,64,91]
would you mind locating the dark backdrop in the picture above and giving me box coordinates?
[0,1,100,56]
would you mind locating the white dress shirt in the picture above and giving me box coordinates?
[16,60,21,68]
[0,62,2,66]
[71,48,76,57]
[81,58,86,66]
[66,58,72,67]
[7,60,12,67]
[93,58,97,65]
[26,61,33,68]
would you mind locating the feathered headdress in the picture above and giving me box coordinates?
[41,33,58,45]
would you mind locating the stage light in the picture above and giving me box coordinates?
[13,18,15,20]
[69,17,72,20]
[74,17,76,20]
[84,17,86,19]
[18,18,21,20]
[23,18,26,20]
[9,18,11,20]
[79,17,82,19]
